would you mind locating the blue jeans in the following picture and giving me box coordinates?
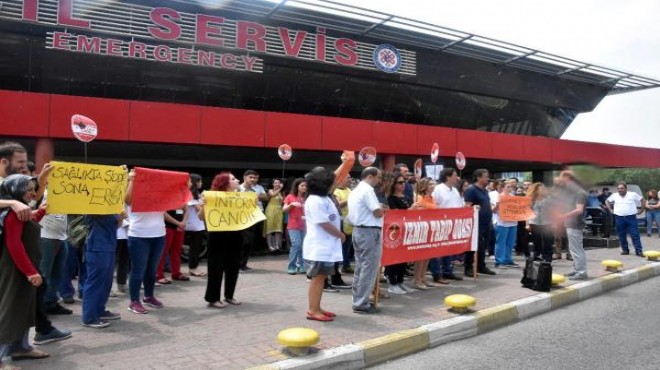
[82,251,115,324]
[341,231,353,269]
[127,236,165,302]
[59,241,82,299]
[39,238,68,309]
[429,256,454,278]
[495,225,517,265]
[287,229,305,271]
[615,215,643,253]
[646,210,660,236]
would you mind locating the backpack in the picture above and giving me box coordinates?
[521,257,552,292]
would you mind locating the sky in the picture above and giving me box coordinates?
[336,0,660,149]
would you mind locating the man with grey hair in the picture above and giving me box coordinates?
[347,167,384,314]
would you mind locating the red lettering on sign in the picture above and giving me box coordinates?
[243,55,258,71]
[177,48,193,64]
[195,14,224,47]
[106,39,122,56]
[236,21,266,52]
[22,0,38,21]
[316,27,327,62]
[52,31,71,50]
[221,54,236,69]
[334,38,357,65]
[76,35,101,53]
[198,50,216,66]
[57,0,91,29]
[278,28,307,57]
[148,8,181,41]
[128,41,147,59]
[153,45,172,61]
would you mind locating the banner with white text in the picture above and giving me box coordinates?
[381,208,478,266]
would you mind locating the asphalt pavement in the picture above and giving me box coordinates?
[374,276,660,370]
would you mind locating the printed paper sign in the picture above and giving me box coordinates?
[278,144,292,161]
[381,207,478,266]
[455,151,466,170]
[498,195,535,222]
[431,143,440,163]
[202,191,266,231]
[131,167,192,212]
[46,161,126,214]
[358,146,377,166]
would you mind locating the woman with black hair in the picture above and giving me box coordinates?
[0,175,49,367]
[302,167,344,322]
[185,173,207,277]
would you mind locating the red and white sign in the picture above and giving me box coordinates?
[381,208,478,266]
[278,144,292,161]
[358,146,377,166]
[70,114,98,142]
[10,0,416,75]
[431,143,440,164]
[455,151,466,170]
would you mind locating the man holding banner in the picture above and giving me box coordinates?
[430,167,464,282]
[348,167,384,314]
[463,169,497,277]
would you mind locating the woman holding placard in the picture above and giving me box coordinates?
[124,170,166,315]
[202,172,244,308]
[0,174,50,365]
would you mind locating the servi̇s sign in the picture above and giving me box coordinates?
[9,0,417,75]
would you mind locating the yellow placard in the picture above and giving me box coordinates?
[203,191,266,232]
[46,161,127,215]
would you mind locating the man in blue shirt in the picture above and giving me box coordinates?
[463,169,496,277]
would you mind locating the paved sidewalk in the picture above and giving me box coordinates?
[22,236,660,370]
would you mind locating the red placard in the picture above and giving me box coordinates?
[131,167,192,212]
[381,207,478,266]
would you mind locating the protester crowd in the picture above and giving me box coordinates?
[0,140,657,369]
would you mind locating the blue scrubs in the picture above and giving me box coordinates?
[81,215,119,324]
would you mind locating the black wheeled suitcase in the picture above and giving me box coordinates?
[521,258,552,292]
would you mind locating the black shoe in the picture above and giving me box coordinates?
[443,273,463,281]
[239,266,253,272]
[353,304,380,314]
[46,304,73,315]
[330,279,352,289]
[464,268,474,278]
[478,268,497,276]
[620,251,630,255]
[636,251,644,257]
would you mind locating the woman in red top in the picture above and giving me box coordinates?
[283,178,307,275]
[0,174,49,368]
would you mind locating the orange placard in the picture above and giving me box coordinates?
[498,195,535,222]
[334,150,355,185]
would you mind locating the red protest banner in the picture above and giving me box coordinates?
[131,167,192,212]
[381,207,478,266]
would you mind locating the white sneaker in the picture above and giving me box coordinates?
[387,284,407,295]
[400,284,415,293]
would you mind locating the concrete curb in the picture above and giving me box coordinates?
[248,262,660,370]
